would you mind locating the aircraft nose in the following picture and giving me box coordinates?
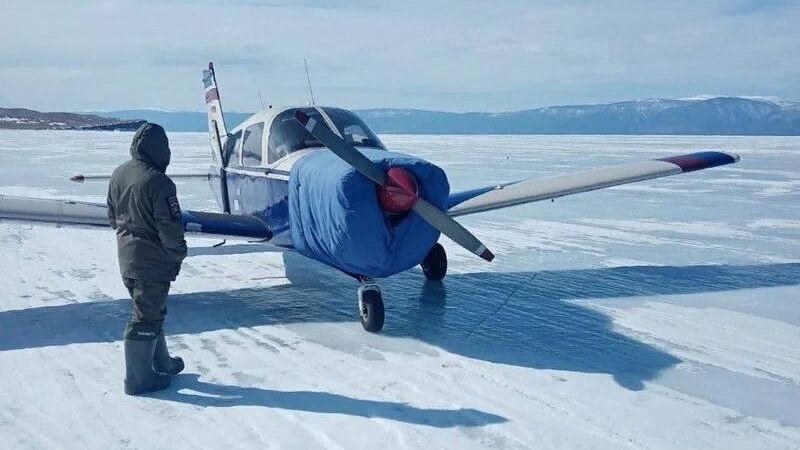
[377,167,419,213]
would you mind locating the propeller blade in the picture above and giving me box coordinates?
[295,109,495,262]
[295,110,387,186]
[412,198,495,262]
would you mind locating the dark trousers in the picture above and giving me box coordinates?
[122,277,171,340]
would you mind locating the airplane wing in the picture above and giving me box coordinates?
[0,195,272,241]
[447,151,739,217]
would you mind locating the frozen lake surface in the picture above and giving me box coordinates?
[1,130,799,449]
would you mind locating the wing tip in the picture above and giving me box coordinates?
[480,248,495,262]
[658,150,740,173]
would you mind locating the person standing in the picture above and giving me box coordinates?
[107,123,187,395]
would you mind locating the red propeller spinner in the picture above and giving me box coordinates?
[377,167,419,213]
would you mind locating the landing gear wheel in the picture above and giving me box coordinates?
[358,284,385,332]
[421,243,447,281]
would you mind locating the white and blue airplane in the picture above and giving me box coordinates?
[0,62,740,332]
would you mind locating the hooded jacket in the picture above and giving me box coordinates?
[107,123,187,281]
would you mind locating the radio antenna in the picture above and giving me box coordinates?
[258,89,265,110]
[304,58,316,106]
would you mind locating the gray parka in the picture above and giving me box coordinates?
[107,123,187,281]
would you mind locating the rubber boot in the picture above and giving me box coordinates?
[124,338,172,395]
[124,323,171,396]
[153,332,185,375]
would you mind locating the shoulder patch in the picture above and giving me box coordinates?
[166,195,182,219]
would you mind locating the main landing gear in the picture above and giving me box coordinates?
[421,243,447,281]
[357,279,385,332]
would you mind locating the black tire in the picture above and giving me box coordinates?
[421,243,447,281]
[359,290,385,332]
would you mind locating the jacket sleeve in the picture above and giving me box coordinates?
[151,177,188,265]
[106,183,117,229]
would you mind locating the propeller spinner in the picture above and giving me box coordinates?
[378,167,419,213]
[294,110,495,262]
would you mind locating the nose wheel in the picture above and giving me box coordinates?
[421,243,447,281]
[358,282,385,332]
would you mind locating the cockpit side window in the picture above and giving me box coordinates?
[223,130,242,167]
[241,122,265,167]
[267,107,384,163]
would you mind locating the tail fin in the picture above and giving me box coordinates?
[203,62,228,167]
[203,62,231,213]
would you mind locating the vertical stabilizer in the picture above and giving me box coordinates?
[203,62,228,166]
[203,62,231,213]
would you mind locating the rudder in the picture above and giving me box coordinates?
[203,62,231,212]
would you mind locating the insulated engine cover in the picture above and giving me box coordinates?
[288,148,449,278]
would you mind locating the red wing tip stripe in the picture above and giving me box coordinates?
[657,151,739,173]
[205,88,219,103]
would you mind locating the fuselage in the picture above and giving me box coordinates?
[207,106,448,278]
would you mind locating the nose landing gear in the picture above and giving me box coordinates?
[421,243,447,281]
[351,242,446,333]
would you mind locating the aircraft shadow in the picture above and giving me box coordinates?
[2,258,799,392]
[151,373,507,428]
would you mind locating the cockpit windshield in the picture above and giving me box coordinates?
[267,107,384,163]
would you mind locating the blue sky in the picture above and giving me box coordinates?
[1,0,798,112]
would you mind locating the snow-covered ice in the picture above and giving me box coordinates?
[1,131,799,449]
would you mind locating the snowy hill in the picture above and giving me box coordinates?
[359,97,800,135]
[0,108,144,131]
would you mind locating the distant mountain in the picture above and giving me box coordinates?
[0,108,144,131]
[92,96,800,136]
[358,97,800,135]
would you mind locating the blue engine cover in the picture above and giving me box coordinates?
[289,148,450,278]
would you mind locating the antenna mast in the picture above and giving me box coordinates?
[304,58,316,106]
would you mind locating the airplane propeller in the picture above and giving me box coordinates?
[294,110,495,262]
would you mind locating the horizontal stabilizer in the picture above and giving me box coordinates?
[70,173,211,183]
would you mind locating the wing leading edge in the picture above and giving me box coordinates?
[0,195,272,241]
[448,151,740,217]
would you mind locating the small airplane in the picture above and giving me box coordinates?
[0,62,740,332]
